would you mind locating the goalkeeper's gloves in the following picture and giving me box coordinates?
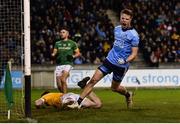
[118,58,127,64]
[66,55,74,61]
[67,101,81,109]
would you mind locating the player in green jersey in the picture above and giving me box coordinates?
[51,27,81,93]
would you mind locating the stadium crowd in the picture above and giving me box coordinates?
[130,0,180,67]
[31,0,114,65]
[30,0,180,66]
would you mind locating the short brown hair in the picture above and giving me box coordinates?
[120,9,133,18]
[60,26,69,32]
[41,90,50,97]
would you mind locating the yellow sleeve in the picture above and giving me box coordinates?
[42,93,64,108]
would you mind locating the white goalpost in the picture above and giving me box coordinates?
[0,0,31,121]
[24,0,31,118]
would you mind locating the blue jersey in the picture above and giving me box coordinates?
[106,25,139,68]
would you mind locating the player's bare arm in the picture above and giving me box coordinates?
[51,48,57,57]
[73,48,81,58]
[126,47,138,62]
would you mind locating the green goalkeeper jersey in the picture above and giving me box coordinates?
[54,39,78,65]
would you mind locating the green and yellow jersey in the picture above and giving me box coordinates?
[54,39,78,65]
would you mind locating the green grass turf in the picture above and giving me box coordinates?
[30,88,180,123]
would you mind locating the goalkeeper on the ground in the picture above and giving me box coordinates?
[35,77,102,109]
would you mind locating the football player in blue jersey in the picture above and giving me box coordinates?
[68,9,139,109]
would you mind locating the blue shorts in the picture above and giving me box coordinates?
[98,59,128,82]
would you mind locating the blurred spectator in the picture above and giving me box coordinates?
[96,22,106,40]
[150,47,161,67]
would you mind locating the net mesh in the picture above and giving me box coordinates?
[0,0,24,121]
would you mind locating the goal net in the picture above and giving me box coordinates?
[0,0,24,121]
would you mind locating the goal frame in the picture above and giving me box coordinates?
[24,0,31,118]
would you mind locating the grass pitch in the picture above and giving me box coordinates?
[31,88,180,123]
